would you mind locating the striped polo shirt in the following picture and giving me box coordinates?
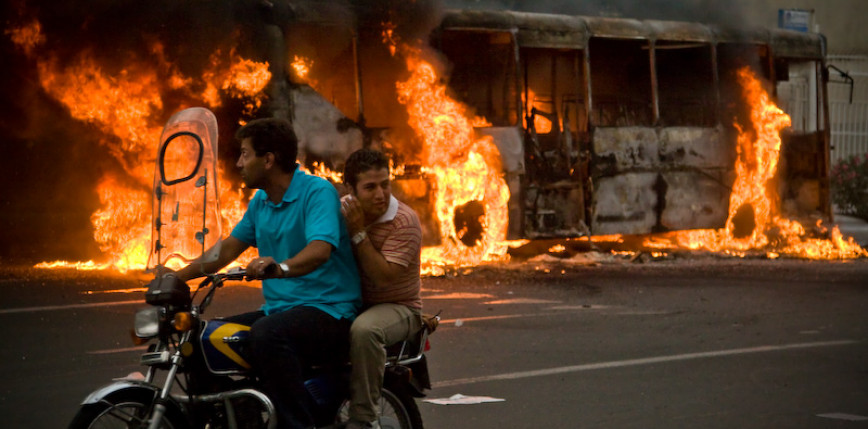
[362,196,422,310]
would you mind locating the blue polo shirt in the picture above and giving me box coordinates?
[231,164,361,320]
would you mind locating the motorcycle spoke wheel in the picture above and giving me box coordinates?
[376,389,411,429]
[91,401,149,428]
[334,389,417,429]
[88,401,173,429]
[69,390,185,429]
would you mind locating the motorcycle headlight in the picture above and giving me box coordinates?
[134,307,161,338]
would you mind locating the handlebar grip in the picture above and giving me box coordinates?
[263,263,281,279]
[223,268,247,281]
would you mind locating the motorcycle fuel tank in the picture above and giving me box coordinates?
[200,320,252,374]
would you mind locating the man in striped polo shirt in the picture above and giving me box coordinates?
[340,149,423,429]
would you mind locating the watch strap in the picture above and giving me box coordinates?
[352,231,367,245]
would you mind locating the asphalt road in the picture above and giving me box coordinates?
[1,256,867,428]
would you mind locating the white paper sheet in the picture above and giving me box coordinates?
[423,394,505,405]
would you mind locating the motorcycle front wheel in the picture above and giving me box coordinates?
[68,388,189,429]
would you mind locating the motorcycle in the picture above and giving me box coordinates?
[68,269,436,429]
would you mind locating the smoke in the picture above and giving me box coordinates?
[0,42,106,261]
[351,0,445,43]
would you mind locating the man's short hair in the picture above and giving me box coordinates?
[235,117,298,172]
[344,149,390,189]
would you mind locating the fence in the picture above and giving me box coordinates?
[827,55,868,165]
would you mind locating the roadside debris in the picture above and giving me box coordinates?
[423,394,505,405]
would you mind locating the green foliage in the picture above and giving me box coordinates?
[830,153,868,220]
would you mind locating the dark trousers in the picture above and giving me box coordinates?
[226,306,352,429]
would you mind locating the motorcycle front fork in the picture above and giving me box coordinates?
[147,332,190,429]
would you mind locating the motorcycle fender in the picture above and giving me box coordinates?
[407,355,431,391]
[80,380,162,405]
[385,364,427,398]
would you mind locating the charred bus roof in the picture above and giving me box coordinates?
[438,9,826,58]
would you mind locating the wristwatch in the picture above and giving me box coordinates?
[279,263,290,277]
[352,231,367,245]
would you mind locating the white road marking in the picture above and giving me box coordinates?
[0,299,144,315]
[425,292,495,300]
[816,413,868,421]
[439,313,560,325]
[83,287,147,294]
[483,298,561,305]
[433,339,861,388]
[88,345,148,355]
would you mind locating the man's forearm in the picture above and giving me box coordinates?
[353,238,403,287]
[175,236,248,281]
[176,257,229,281]
[282,240,332,277]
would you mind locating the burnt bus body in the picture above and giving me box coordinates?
[277,8,830,245]
[429,10,830,241]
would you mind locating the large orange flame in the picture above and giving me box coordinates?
[395,45,512,273]
[18,16,863,276]
[12,21,270,272]
[644,67,866,259]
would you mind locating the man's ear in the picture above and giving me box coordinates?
[345,183,357,196]
[263,152,276,169]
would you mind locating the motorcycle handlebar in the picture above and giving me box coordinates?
[209,268,247,283]
[192,268,247,313]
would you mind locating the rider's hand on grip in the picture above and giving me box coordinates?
[244,257,278,281]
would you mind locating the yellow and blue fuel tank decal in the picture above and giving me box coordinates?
[200,320,252,374]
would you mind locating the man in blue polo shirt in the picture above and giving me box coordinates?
[174,117,360,429]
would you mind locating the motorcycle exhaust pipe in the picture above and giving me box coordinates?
[173,389,277,429]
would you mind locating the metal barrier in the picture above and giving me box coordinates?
[827,55,868,165]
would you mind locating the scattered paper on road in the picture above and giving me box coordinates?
[424,394,505,405]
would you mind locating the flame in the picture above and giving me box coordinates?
[291,55,311,79]
[645,67,867,259]
[302,162,344,184]
[11,21,271,272]
[522,89,553,134]
[4,20,45,56]
[290,55,318,88]
[381,22,399,57]
[203,49,271,115]
[33,260,111,271]
[396,44,511,273]
[18,15,862,277]
[548,244,566,253]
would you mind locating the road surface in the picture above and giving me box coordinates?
[1,256,866,428]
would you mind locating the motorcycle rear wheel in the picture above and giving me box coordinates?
[387,388,423,429]
[68,388,188,429]
[335,388,422,429]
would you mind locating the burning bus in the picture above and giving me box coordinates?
[432,9,831,239]
[12,3,864,273]
[284,8,842,263]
